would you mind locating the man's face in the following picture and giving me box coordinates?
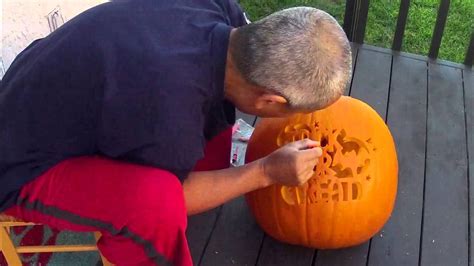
[253,104,312,118]
[230,84,342,118]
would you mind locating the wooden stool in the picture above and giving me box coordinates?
[0,213,113,266]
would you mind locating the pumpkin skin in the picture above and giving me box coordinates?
[245,96,398,249]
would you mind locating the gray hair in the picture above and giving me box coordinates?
[231,7,352,110]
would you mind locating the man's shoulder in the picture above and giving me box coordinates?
[211,0,248,27]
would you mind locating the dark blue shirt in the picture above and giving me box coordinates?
[0,0,247,211]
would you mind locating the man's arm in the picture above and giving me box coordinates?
[183,139,322,215]
[184,159,266,215]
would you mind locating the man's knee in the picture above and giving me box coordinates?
[130,168,186,227]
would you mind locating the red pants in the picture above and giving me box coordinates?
[5,128,232,266]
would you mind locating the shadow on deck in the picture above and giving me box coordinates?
[186,44,474,266]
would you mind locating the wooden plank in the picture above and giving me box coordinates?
[255,230,315,266]
[256,236,314,266]
[463,69,473,266]
[421,63,468,265]
[360,44,394,55]
[316,244,369,266]
[361,44,468,70]
[358,44,470,70]
[349,48,392,118]
[316,47,392,266]
[368,56,427,265]
[187,208,221,264]
[200,196,264,266]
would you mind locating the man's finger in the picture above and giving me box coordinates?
[290,139,320,150]
[299,146,323,159]
[298,159,318,174]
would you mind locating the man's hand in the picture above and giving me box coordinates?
[184,139,322,215]
[261,139,322,187]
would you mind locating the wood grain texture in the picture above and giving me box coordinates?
[421,63,468,265]
[187,208,221,264]
[463,69,473,266]
[368,55,427,266]
[200,197,264,266]
[350,49,392,118]
[256,237,314,266]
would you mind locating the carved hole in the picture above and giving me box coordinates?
[336,130,347,147]
[352,183,360,200]
[337,129,347,139]
[333,165,353,178]
[327,150,336,158]
[321,136,329,147]
[357,159,371,174]
[342,182,349,201]
[341,141,361,154]
[332,183,339,202]
[335,129,365,155]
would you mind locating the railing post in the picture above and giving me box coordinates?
[429,0,450,59]
[343,0,356,41]
[343,0,370,44]
[392,0,411,51]
[465,32,474,66]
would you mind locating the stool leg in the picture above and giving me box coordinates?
[0,226,22,266]
[94,231,113,266]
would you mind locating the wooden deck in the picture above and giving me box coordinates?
[186,44,474,266]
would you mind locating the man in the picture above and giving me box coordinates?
[0,0,352,265]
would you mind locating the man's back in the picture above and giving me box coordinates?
[0,0,246,211]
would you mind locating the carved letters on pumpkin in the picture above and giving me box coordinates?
[277,124,375,205]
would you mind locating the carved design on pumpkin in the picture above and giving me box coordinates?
[277,123,375,205]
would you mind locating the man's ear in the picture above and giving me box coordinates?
[255,94,288,109]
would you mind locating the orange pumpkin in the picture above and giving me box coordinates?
[245,96,398,249]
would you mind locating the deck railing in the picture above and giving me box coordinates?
[343,0,474,66]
